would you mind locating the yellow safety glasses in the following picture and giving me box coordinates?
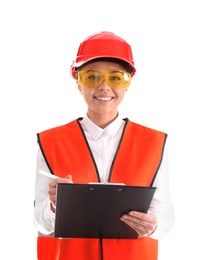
[77,68,131,89]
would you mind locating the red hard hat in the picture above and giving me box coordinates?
[71,31,136,79]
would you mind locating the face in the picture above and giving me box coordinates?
[77,61,129,120]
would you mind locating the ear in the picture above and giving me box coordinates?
[77,84,82,93]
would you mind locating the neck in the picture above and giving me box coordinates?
[87,111,118,128]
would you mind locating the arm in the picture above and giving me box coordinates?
[33,144,72,235]
[33,144,56,235]
[121,140,175,239]
[148,140,175,239]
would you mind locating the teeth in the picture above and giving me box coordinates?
[96,97,112,101]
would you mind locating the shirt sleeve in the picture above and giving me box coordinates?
[148,140,175,239]
[33,144,55,235]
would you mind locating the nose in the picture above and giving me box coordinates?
[98,79,111,91]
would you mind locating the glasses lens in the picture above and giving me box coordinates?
[78,69,131,89]
[107,71,130,89]
[78,70,103,88]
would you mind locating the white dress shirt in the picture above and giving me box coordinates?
[33,114,175,239]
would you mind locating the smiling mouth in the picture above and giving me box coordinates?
[95,96,113,101]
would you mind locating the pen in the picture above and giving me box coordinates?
[39,170,59,179]
[39,170,125,185]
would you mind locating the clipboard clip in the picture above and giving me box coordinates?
[88,182,125,186]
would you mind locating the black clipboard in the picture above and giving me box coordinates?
[54,183,156,239]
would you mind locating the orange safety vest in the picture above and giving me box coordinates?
[37,118,167,260]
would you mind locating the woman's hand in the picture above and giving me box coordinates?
[120,211,158,238]
[48,175,73,212]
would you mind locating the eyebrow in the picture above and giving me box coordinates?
[83,69,124,74]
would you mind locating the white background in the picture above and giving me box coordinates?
[1,0,204,259]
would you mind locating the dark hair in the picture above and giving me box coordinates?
[77,58,132,74]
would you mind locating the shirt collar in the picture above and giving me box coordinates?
[80,114,125,140]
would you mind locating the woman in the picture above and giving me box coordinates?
[33,31,175,260]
